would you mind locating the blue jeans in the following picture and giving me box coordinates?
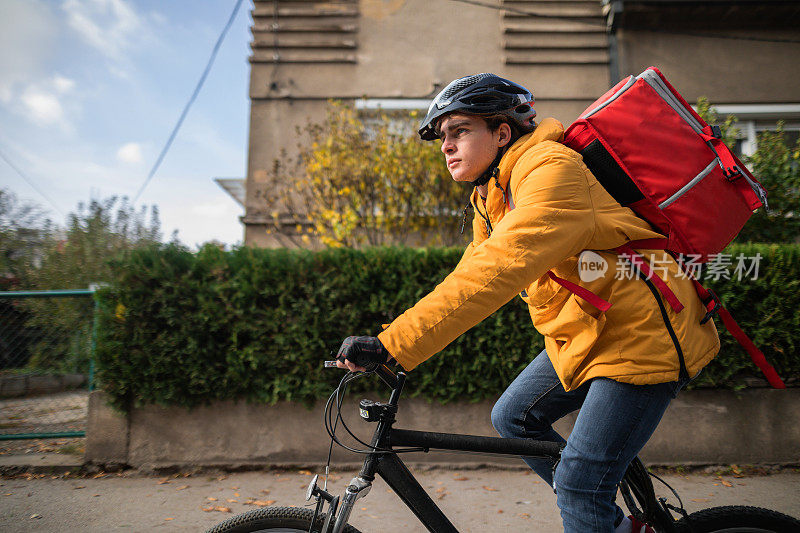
[491,349,685,533]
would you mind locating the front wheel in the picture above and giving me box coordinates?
[674,505,800,533]
[206,506,364,533]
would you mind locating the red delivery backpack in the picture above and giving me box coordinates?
[563,66,768,261]
[535,67,784,388]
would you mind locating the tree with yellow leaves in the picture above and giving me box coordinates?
[265,102,470,248]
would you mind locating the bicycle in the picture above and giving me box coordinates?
[208,363,800,533]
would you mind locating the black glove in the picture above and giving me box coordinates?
[337,336,390,369]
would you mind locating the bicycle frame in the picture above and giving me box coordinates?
[314,365,676,533]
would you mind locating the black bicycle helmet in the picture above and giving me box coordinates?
[418,73,536,141]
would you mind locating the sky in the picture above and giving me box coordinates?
[0,0,251,247]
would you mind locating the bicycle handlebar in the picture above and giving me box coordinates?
[323,360,399,390]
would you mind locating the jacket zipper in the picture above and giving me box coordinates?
[639,274,690,381]
[475,196,493,236]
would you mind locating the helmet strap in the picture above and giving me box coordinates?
[470,149,505,188]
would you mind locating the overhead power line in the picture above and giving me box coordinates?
[133,0,245,203]
[446,0,800,45]
[0,145,66,218]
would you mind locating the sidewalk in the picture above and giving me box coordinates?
[1,459,799,532]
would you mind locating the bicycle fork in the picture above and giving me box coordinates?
[307,474,372,533]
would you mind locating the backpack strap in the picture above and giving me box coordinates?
[687,276,787,389]
[699,126,744,181]
[547,271,611,312]
[615,244,684,313]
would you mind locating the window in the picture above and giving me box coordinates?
[710,104,800,158]
[354,98,429,138]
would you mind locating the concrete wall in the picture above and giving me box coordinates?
[86,388,800,470]
[0,373,87,398]
[617,28,800,105]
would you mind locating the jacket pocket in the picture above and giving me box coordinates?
[538,294,607,386]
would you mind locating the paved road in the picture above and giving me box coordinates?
[1,466,799,532]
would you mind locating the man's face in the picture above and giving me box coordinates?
[438,114,509,183]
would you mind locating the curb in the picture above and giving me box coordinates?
[0,454,84,475]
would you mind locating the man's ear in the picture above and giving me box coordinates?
[497,123,512,148]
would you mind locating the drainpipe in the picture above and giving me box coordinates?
[603,0,624,85]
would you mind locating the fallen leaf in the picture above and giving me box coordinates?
[227,499,238,503]
[721,480,733,487]
[453,475,469,481]
[93,473,107,479]
[207,497,218,501]
[691,498,711,503]
[518,513,531,519]
[73,486,85,490]
[165,518,175,521]
[245,500,275,507]
[361,507,367,511]
[202,506,232,513]
[30,514,41,519]
[299,470,313,476]
[482,486,498,492]
[261,489,271,495]
[93,494,100,497]
[234,492,241,497]
[497,510,504,514]
[4,493,11,496]
[435,487,447,494]
[158,478,170,485]
[177,485,189,491]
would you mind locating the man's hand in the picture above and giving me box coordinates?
[336,336,391,372]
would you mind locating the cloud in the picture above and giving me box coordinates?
[53,75,76,93]
[62,0,145,62]
[0,0,58,102]
[117,142,143,164]
[12,75,77,128]
[20,87,65,125]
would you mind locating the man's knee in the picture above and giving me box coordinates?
[490,396,515,436]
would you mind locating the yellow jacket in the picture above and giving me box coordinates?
[378,118,719,391]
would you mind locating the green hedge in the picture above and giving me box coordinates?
[95,244,799,411]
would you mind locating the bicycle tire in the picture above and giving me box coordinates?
[674,505,800,533]
[206,506,364,533]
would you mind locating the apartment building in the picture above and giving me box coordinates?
[237,0,800,246]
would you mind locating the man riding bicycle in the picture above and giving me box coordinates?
[336,74,720,533]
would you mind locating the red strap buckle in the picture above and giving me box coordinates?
[723,165,743,181]
[700,289,721,325]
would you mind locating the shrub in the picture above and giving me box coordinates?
[95,244,799,411]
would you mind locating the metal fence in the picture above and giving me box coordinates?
[0,290,96,441]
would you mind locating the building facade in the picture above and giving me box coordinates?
[240,0,800,247]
